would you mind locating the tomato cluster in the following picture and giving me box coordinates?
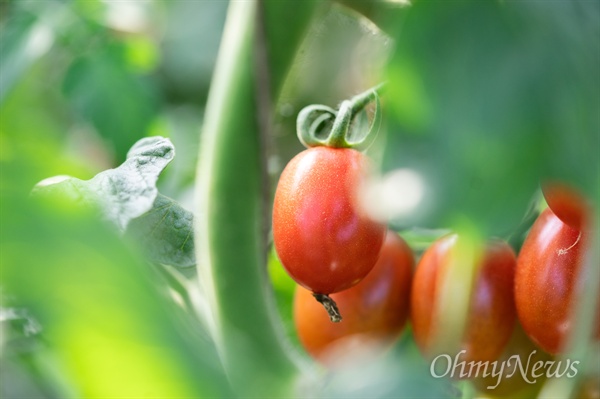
[272,99,597,394]
[273,143,597,368]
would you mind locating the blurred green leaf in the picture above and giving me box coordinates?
[0,5,54,104]
[0,58,97,202]
[126,193,195,269]
[0,305,59,399]
[0,358,53,399]
[33,137,174,231]
[1,307,42,351]
[62,43,159,161]
[0,307,45,381]
[382,0,599,235]
[1,190,231,397]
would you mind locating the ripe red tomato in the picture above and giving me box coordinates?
[515,207,599,354]
[542,182,590,231]
[411,235,517,363]
[293,231,413,362]
[273,147,385,295]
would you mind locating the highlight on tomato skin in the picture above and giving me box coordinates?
[515,207,600,355]
[272,146,386,295]
[410,234,517,364]
[293,232,414,364]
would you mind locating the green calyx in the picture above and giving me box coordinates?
[296,83,385,150]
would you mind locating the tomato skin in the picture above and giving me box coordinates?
[542,182,589,231]
[515,207,599,354]
[293,232,413,362]
[411,235,517,363]
[273,147,385,294]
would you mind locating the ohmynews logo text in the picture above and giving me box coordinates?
[430,350,580,390]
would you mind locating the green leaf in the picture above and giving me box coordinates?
[1,186,232,398]
[0,360,52,399]
[0,305,58,398]
[0,306,43,355]
[33,137,174,231]
[126,194,195,269]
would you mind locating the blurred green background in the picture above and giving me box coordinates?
[1,0,598,398]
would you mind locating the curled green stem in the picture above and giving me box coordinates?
[327,100,354,148]
[297,82,386,150]
[349,82,386,114]
[313,293,342,323]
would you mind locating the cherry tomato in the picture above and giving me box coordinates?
[273,147,385,294]
[411,235,516,363]
[293,232,413,362]
[542,182,590,231]
[515,207,599,354]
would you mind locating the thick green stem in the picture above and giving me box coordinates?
[195,0,319,396]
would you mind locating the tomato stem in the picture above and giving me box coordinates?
[326,100,354,148]
[349,82,386,115]
[296,83,386,150]
[313,293,342,323]
[195,0,320,394]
